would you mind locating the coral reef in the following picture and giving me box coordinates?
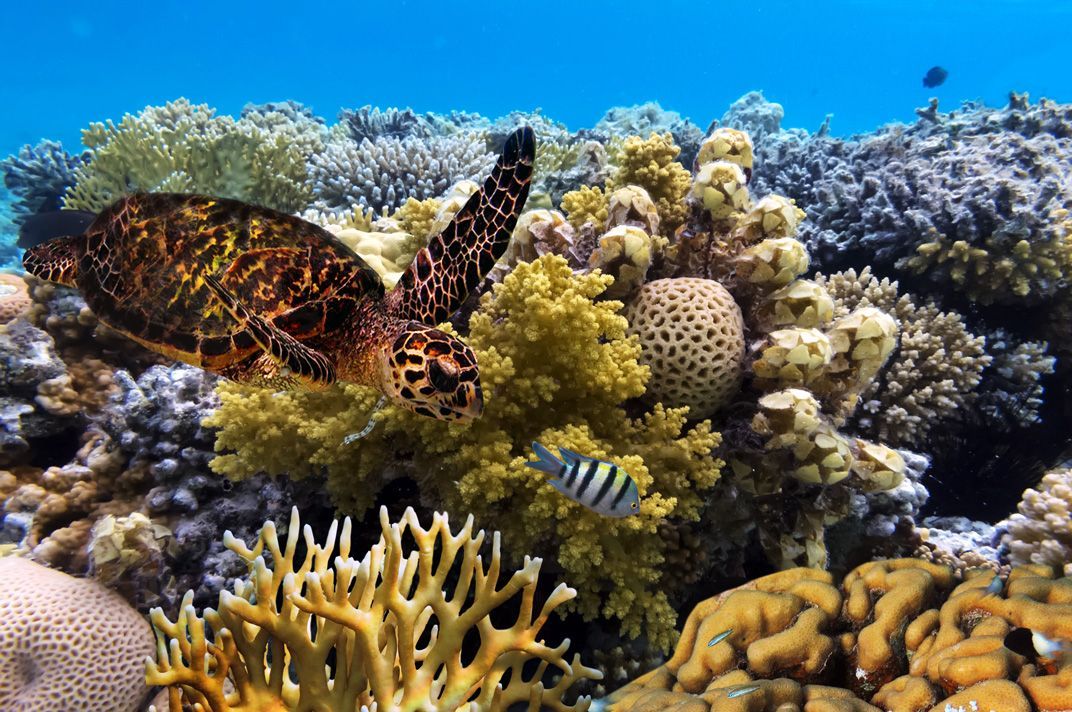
[309,132,494,213]
[0,556,154,711]
[602,560,1072,712]
[147,506,600,711]
[740,92,1072,304]
[594,103,704,167]
[999,468,1072,575]
[208,255,723,647]
[338,104,434,141]
[1,139,86,219]
[63,98,316,213]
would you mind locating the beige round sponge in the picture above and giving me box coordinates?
[0,556,154,711]
[624,278,745,418]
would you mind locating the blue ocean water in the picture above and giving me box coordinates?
[1,0,1070,156]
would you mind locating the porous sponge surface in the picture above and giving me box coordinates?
[625,277,744,419]
[0,557,153,711]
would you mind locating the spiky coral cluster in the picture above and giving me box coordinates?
[207,255,722,647]
[147,506,600,711]
[603,560,1072,712]
[63,98,318,213]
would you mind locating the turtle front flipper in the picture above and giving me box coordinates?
[202,273,337,391]
[390,127,535,324]
[23,234,88,287]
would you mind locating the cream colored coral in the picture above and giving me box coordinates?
[502,209,576,269]
[731,194,807,245]
[606,185,661,236]
[816,307,899,402]
[325,225,416,287]
[0,557,153,711]
[850,440,906,492]
[696,127,754,174]
[735,237,810,287]
[624,278,744,419]
[758,279,835,329]
[691,161,751,222]
[1001,469,1072,575]
[752,389,853,486]
[147,506,600,711]
[588,226,666,299]
[753,328,833,388]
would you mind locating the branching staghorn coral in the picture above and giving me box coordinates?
[309,133,494,213]
[816,267,992,446]
[999,468,1072,575]
[63,98,315,213]
[338,104,435,142]
[147,506,600,711]
[1,139,86,219]
[207,255,723,647]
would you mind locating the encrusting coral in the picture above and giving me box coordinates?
[999,468,1072,576]
[207,254,723,648]
[601,560,1072,712]
[147,506,601,711]
[0,556,154,711]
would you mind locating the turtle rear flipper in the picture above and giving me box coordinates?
[202,273,336,390]
[391,127,534,324]
[23,234,87,287]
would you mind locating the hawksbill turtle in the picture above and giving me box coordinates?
[23,128,535,422]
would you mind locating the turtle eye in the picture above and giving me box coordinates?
[428,358,460,393]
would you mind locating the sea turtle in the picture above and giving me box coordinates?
[23,128,535,422]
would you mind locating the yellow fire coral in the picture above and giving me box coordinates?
[602,560,1072,712]
[207,255,723,647]
[607,133,691,234]
[147,506,601,711]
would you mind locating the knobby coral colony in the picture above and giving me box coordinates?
[0,95,1070,711]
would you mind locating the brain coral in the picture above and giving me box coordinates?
[0,273,30,323]
[624,277,745,419]
[0,557,153,711]
[603,560,1072,712]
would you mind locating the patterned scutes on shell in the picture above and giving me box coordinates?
[79,193,384,365]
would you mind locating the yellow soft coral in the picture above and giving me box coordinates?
[147,506,600,711]
[207,255,722,646]
[561,185,608,230]
[608,133,692,234]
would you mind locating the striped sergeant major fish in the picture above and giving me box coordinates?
[526,441,640,517]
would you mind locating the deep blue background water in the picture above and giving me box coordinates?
[1,0,1070,156]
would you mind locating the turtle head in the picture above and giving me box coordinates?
[379,322,483,421]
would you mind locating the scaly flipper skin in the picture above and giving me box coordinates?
[23,235,86,287]
[203,272,337,390]
[390,127,535,324]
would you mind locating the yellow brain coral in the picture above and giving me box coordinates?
[0,557,154,711]
[148,506,600,712]
[623,277,745,419]
[604,560,1072,712]
[207,254,723,647]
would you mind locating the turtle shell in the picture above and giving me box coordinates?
[78,193,384,369]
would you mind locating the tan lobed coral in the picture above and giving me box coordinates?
[623,277,745,420]
[0,557,154,711]
[147,506,601,712]
[601,560,1072,712]
[1000,468,1072,576]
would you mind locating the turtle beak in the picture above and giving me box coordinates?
[449,380,483,421]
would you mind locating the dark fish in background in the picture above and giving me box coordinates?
[17,210,97,249]
[923,65,948,88]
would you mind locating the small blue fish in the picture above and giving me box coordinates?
[707,628,734,647]
[526,442,640,517]
[985,574,1004,596]
[1032,631,1072,660]
[727,684,761,699]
